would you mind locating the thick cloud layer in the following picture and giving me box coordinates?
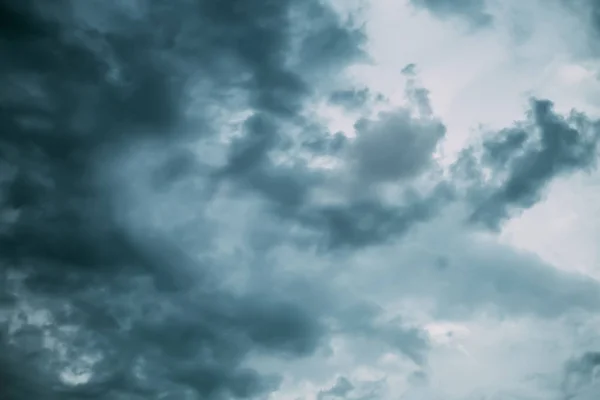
[0,0,373,398]
[2,1,600,399]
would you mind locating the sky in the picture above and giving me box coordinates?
[1,0,600,399]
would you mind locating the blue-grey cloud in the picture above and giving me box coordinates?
[3,1,600,399]
[317,376,387,400]
[455,99,600,230]
[318,377,354,400]
[0,0,372,398]
[329,88,371,110]
[561,352,600,399]
[350,109,445,182]
[409,0,493,28]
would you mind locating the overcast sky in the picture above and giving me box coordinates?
[1,0,600,399]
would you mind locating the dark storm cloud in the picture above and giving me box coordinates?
[456,99,600,229]
[303,130,348,154]
[433,245,600,318]
[409,0,493,27]
[0,0,184,276]
[217,113,319,217]
[2,274,325,400]
[0,0,372,399]
[316,376,387,400]
[561,352,600,399]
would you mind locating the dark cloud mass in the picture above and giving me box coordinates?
[561,352,600,399]
[3,0,600,398]
[0,0,381,399]
[457,99,600,229]
[213,66,450,250]
[318,376,354,399]
[350,109,445,182]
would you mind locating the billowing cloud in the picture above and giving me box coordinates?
[0,0,374,398]
[349,109,445,182]
[409,0,493,27]
[3,0,600,399]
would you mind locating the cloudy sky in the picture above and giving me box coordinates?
[2,0,600,399]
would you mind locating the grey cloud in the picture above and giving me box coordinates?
[318,377,354,400]
[303,131,348,154]
[2,274,324,400]
[215,65,451,250]
[0,0,371,398]
[401,63,419,75]
[349,109,445,183]
[342,205,600,321]
[297,3,367,73]
[428,219,600,319]
[328,86,385,113]
[457,99,600,229]
[561,352,600,399]
[329,88,371,110]
[590,0,600,43]
[7,1,599,398]
[336,302,430,365]
[217,114,318,216]
[410,0,493,28]
[302,184,453,250]
[222,114,281,176]
[299,66,449,251]
[406,85,433,118]
[481,128,528,166]
[316,376,387,400]
[402,63,434,117]
[562,0,600,54]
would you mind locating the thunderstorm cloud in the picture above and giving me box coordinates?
[1,0,600,399]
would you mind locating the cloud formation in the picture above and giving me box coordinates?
[560,352,600,399]
[0,0,374,398]
[409,0,493,27]
[457,99,600,229]
[2,0,600,399]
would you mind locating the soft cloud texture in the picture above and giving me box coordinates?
[410,0,493,28]
[2,0,600,400]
